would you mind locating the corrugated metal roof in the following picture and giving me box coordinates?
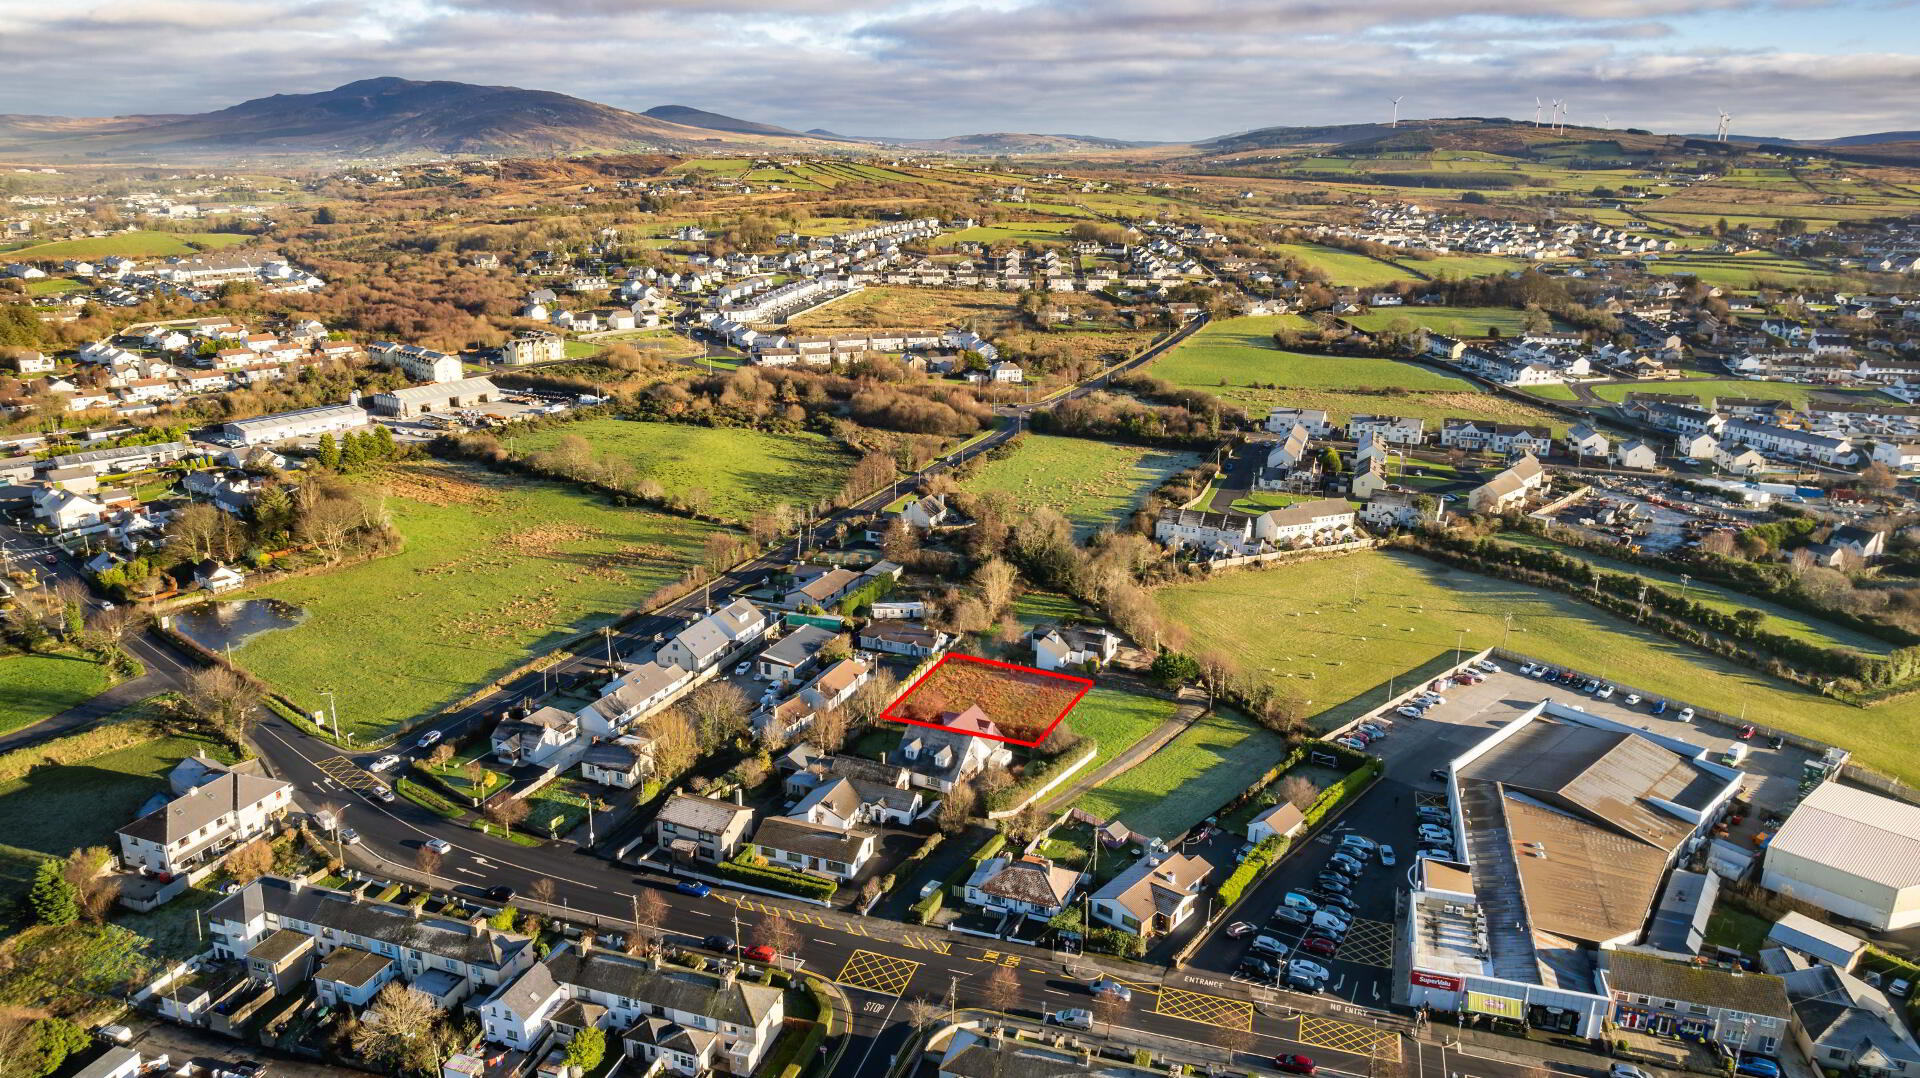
[1769,784,1920,891]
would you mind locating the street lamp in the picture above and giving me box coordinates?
[319,689,340,742]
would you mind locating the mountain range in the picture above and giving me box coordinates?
[0,77,1911,162]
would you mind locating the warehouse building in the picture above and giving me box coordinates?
[367,376,501,418]
[221,403,369,446]
[1402,699,1746,1039]
[1761,783,1920,932]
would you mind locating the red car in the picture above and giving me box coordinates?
[742,944,776,963]
[1299,936,1339,957]
[1273,1055,1317,1075]
[1738,724,1756,740]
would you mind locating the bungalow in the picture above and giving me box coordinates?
[781,567,863,611]
[965,854,1081,919]
[586,661,692,730]
[1783,961,1920,1077]
[1030,624,1119,672]
[580,736,654,789]
[857,621,949,658]
[867,492,948,540]
[1090,852,1210,938]
[1247,802,1305,845]
[749,816,876,882]
[193,560,246,593]
[653,794,753,864]
[755,625,836,684]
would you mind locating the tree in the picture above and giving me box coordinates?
[1149,650,1200,689]
[32,1017,89,1078]
[315,432,341,470]
[180,665,263,742]
[632,887,666,954]
[1280,775,1321,809]
[62,848,118,923]
[427,742,455,769]
[415,846,443,879]
[982,963,1020,1014]
[649,707,699,778]
[564,1028,606,1073]
[1861,461,1896,494]
[936,781,978,834]
[27,861,76,926]
[225,838,275,883]
[758,913,797,958]
[687,681,750,750]
[973,558,1017,621]
[489,905,518,931]
[351,983,445,1075]
[484,796,530,837]
[905,996,944,1029]
[530,877,558,908]
[1197,649,1240,703]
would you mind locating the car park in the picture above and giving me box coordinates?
[1273,1055,1317,1075]
[673,880,711,897]
[424,838,452,854]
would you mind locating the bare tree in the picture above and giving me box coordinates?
[982,963,1020,1014]
[225,838,275,883]
[973,558,1018,621]
[687,681,750,750]
[632,887,666,953]
[427,742,455,769]
[63,847,119,923]
[415,846,443,879]
[904,996,944,1029]
[350,983,446,1074]
[529,877,558,908]
[936,781,979,834]
[484,797,530,837]
[758,913,798,959]
[1280,775,1321,809]
[180,665,264,742]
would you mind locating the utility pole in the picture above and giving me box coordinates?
[320,689,340,742]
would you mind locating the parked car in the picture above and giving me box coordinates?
[1281,892,1320,912]
[1313,892,1357,912]
[1310,910,1350,935]
[94,1026,133,1045]
[1624,694,1641,706]
[1249,934,1288,959]
[1358,723,1388,740]
[1047,1010,1094,1032]
[1652,699,1668,715]
[1530,666,1549,679]
[1238,956,1278,981]
[369,785,395,803]
[1337,834,1376,856]
[1314,875,1352,896]
[485,885,515,903]
[1284,970,1325,993]
[1288,959,1331,983]
[1328,851,1364,874]
[1519,663,1538,676]
[1225,921,1256,938]
[1417,846,1455,862]
[1378,844,1396,866]
[1417,824,1452,844]
[1272,1055,1317,1075]
[1416,804,1450,821]
[742,944,776,962]
[1334,738,1368,751]
[1735,1058,1780,1078]
[1299,936,1339,957]
[1768,734,1785,749]
[1738,723,1757,739]
[1678,707,1696,723]
[1397,706,1425,719]
[673,880,711,897]
[424,838,452,854]
[416,730,443,749]
[1268,907,1311,928]
[1610,1066,1654,1078]
[702,935,737,953]
[1595,684,1615,699]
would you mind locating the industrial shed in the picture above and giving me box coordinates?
[368,376,500,418]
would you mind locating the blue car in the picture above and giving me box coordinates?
[673,880,712,897]
[1651,700,1668,715]
[1736,1058,1780,1078]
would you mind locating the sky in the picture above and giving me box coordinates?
[1,0,1917,141]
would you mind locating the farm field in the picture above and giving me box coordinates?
[1152,315,1566,431]
[1272,243,1413,287]
[1419,254,1532,279]
[0,231,252,261]
[942,222,1078,246]
[1344,305,1558,339]
[515,418,855,521]
[964,435,1198,536]
[233,462,711,739]
[1495,532,1895,654]
[0,653,112,735]
[0,728,235,857]
[1154,548,1920,784]
[1644,253,1844,289]
[1075,709,1289,839]
[1586,379,1890,410]
[886,655,1088,744]
[786,286,1019,332]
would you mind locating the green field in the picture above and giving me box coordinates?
[515,418,855,521]
[1155,548,1920,785]
[943,222,1079,246]
[0,653,112,735]
[233,463,711,739]
[1036,688,1181,800]
[25,276,88,295]
[1344,305,1555,339]
[0,231,252,261]
[1586,379,1889,410]
[1075,710,1289,839]
[1419,254,1531,280]
[1273,243,1413,287]
[1496,532,1894,654]
[964,435,1199,536]
[1151,315,1565,431]
[0,731,235,857]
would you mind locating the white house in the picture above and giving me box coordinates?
[1090,852,1210,938]
[1030,624,1120,672]
[1347,414,1426,446]
[657,598,770,673]
[965,855,1081,919]
[1613,439,1660,470]
[117,763,294,876]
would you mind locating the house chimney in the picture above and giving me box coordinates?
[287,875,304,894]
[733,788,744,806]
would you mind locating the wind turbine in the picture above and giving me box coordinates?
[1550,99,1564,134]
[1603,113,1613,129]
[1720,111,1734,142]
[1534,97,1543,127]
[1390,96,1404,128]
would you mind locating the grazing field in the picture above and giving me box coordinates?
[0,231,252,261]
[0,730,235,857]
[1152,315,1565,431]
[25,276,88,295]
[1586,379,1889,410]
[1344,305,1557,339]
[1643,253,1844,289]
[0,653,112,735]
[1495,532,1894,654]
[1419,254,1532,279]
[1154,548,1920,784]
[1075,710,1289,839]
[786,286,1019,332]
[515,418,855,521]
[964,435,1198,536]
[942,222,1079,246]
[233,463,711,739]
[885,655,1088,744]
[1272,243,1414,287]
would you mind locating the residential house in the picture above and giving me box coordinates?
[1465,454,1546,514]
[857,621,949,658]
[657,598,770,673]
[584,661,692,731]
[1676,432,1721,461]
[755,625,836,683]
[1265,408,1334,437]
[1613,439,1660,470]
[1347,414,1425,446]
[1153,507,1254,557]
[1566,422,1611,460]
[580,736,655,789]
[653,794,753,864]
[781,567,863,611]
[1783,961,1920,1077]
[748,816,876,882]
[1717,446,1769,476]
[868,493,949,539]
[117,762,293,875]
[1256,497,1358,547]
[1768,912,1866,972]
[1090,852,1210,938]
[782,753,923,828]
[1871,442,1920,472]
[892,707,1015,792]
[964,855,1081,920]
[1439,419,1553,457]
[491,706,583,768]
[1247,802,1306,845]
[313,947,399,1008]
[1030,624,1119,672]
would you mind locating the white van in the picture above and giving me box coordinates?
[1721,743,1750,768]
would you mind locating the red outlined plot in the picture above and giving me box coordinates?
[880,653,1092,748]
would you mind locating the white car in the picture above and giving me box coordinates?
[369,754,402,772]
[340,828,362,845]
[1288,959,1331,982]
[424,838,452,854]
[1624,694,1641,706]
[1396,705,1425,718]
[1378,844,1397,866]
[734,661,751,676]
[1475,660,1501,673]
[370,785,396,803]
[1595,684,1615,700]
[416,730,443,749]
[1677,707,1696,723]
[1519,662,1537,675]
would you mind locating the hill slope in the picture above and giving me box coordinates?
[643,104,823,139]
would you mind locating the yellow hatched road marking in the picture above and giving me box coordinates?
[835,949,921,996]
[1297,1017,1402,1061]
[1154,987,1252,1031]
[1338,918,1396,968]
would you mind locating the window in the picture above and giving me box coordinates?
[1828,1050,1849,1062]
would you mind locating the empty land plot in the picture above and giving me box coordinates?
[1495,532,1895,654]
[1018,687,1179,805]
[0,231,251,261]
[786,286,1019,332]
[0,653,112,735]
[886,655,1087,744]
[1344,305,1557,339]
[1153,548,1920,784]
[1272,243,1414,287]
[964,435,1199,536]
[1152,315,1563,430]
[1586,379,1888,410]
[232,462,710,739]
[515,418,854,521]
[1075,710,1289,839]
[0,728,235,857]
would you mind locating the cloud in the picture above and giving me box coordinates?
[0,0,1910,140]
